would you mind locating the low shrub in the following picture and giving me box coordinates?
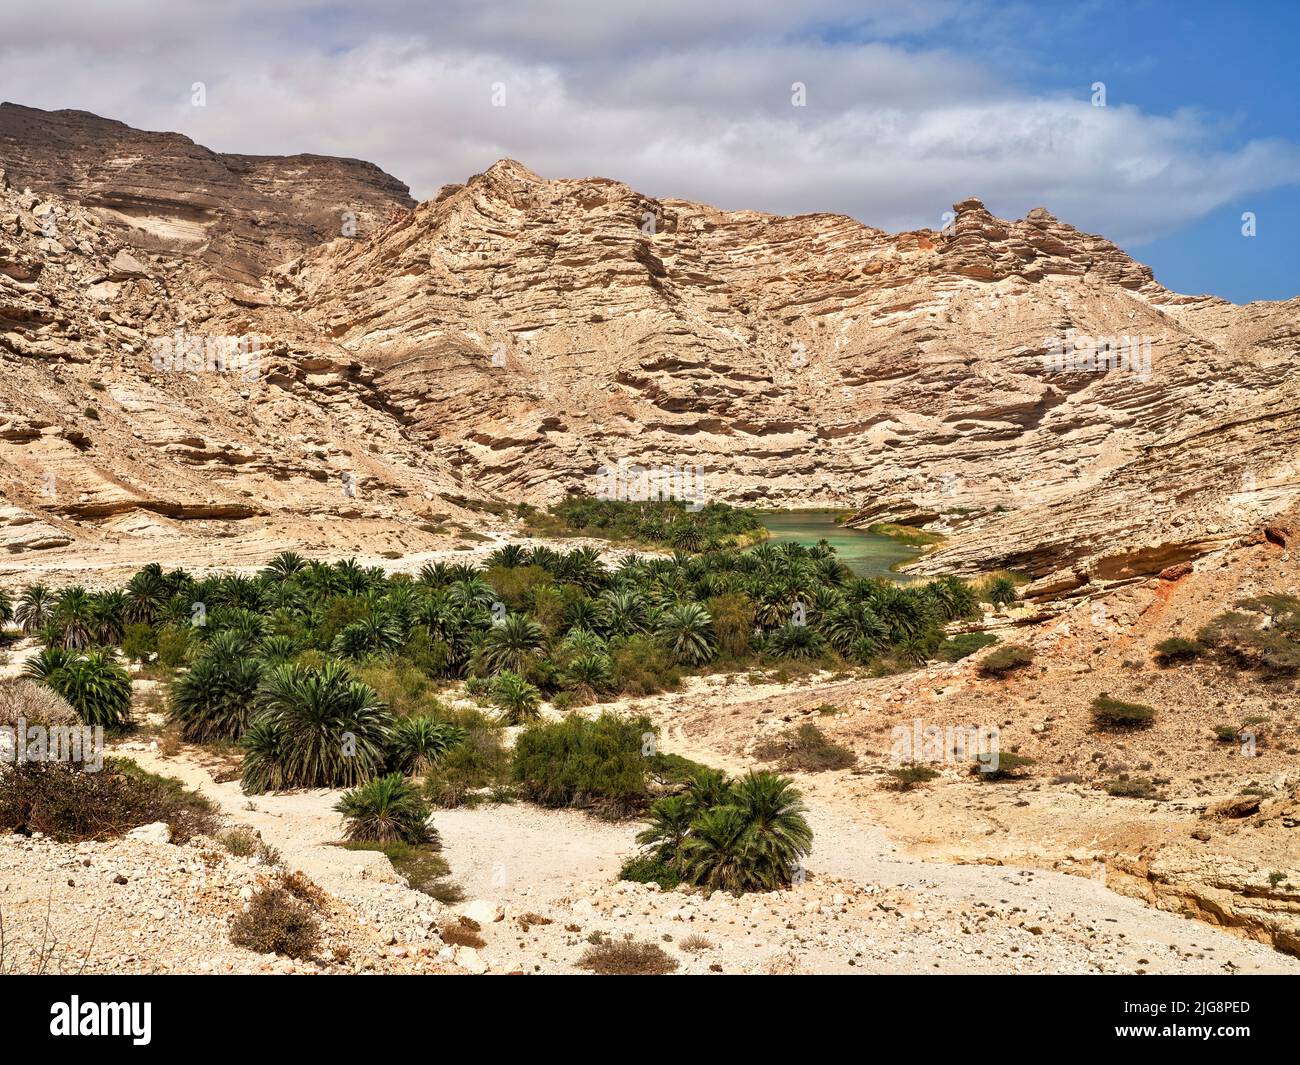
[1104,776,1162,799]
[577,937,679,975]
[1091,693,1155,730]
[608,636,680,696]
[934,631,998,662]
[229,883,320,959]
[977,644,1034,678]
[422,710,508,808]
[0,758,218,842]
[753,723,856,772]
[969,750,1034,781]
[886,763,940,791]
[439,917,486,948]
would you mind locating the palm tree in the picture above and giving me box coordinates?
[478,613,546,674]
[563,652,612,695]
[331,614,403,660]
[170,654,264,742]
[655,602,716,665]
[263,550,307,581]
[417,561,452,588]
[24,645,74,681]
[598,589,650,637]
[728,771,813,889]
[43,649,133,727]
[492,670,541,724]
[15,584,54,634]
[682,804,751,893]
[52,586,96,649]
[242,661,393,793]
[390,716,467,774]
[635,794,695,869]
[91,591,127,645]
[824,602,888,657]
[124,567,168,625]
[335,773,432,843]
[765,622,827,660]
[487,544,528,569]
[0,588,11,629]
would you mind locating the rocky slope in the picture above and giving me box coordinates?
[2,103,1298,582]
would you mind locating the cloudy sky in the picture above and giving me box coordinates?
[2,0,1297,301]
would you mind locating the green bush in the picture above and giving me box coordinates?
[934,631,997,662]
[511,713,652,817]
[609,636,680,696]
[121,623,157,664]
[886,763,940,790]
[977,643,1034,677]
[1091,693,1155,730]
[335,773,432,843]
[156,624,193,668]
[1104,776,1162,799]
[422,710,508,807]
[969,750,1034,780]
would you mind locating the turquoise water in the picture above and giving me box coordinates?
[757,510,918,579]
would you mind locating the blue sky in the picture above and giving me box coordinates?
[1,0,1296,301]
[914,0,1300,300]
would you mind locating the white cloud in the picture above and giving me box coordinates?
[1,1,1297,249]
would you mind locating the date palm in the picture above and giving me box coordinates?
[15,584,54,634]
[478,613,546,675]
[242,661,393,793]
[654,602,716,665]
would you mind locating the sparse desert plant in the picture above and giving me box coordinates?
[969,750,1034,781]
[678,934,713,954]
[0,678,78,728]
[753,722,856,772]
[335,773,432,843]
[577,937,679,975]
[0,758,217,842]
[1104,776,1162,799]
[977,644,1034,678]
[886,763,941,791]
[229,883,320,959]
[439,917,486,948]
[1091,693,1155,730]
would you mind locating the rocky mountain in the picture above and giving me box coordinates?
[2,104,1297,591]
[0,103,413,281]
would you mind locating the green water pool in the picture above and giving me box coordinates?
[757,510,918,579]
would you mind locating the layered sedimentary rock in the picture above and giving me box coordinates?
[2,104,1298,581]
